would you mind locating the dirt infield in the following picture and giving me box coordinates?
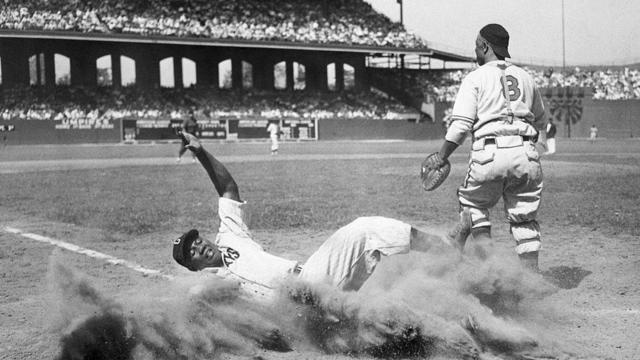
[1,139,639,360]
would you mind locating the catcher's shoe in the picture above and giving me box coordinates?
[447,209,472,251]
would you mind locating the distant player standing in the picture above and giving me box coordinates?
[427,24,548,271]
[266,121,281,155]
[545,120,557,154]
[589,124,598,143]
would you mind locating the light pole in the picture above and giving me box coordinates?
[397,0,403,25]
[561,0,566,73]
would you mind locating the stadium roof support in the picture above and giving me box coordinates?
[0,30,473,62]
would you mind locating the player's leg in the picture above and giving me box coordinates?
[503,145,544,271]
[456,184,502,255]
[546,137,556,154]
[454,144,504,254]
[300,217,413,291]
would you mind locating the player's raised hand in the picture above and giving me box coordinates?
[178,131,203,154]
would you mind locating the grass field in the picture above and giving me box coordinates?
[1,138,639,359]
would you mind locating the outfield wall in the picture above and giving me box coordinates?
[318,118,444,140]
[1,99,638,145]
[573,99,640,138]
[0,119,121,145]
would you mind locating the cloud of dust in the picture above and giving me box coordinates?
[47,242,559,360]
[46,253,291,360]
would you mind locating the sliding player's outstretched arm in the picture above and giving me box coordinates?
[180,132,241,202]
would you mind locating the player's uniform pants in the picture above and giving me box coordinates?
[270,135,279,152]
[457,135,543,254]
[546,138,556,154]
[299,217,412,291]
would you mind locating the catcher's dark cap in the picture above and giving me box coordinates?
[172,229,199,271]
[479,23,510,58]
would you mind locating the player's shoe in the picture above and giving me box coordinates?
[176,157,181,163]
[447,209,472,251]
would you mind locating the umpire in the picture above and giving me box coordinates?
[428,24,548,271]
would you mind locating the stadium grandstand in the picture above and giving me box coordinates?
[0,0,638,143]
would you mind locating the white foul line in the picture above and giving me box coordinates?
[4,226,172,279]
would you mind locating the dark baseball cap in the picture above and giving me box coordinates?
[479,23,510,58]
[172,229,199,271]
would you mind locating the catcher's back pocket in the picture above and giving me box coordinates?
[471,150,495,165]
[467,149,496,183]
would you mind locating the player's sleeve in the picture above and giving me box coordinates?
[530,86,547,131]
[445,76,477,145]
[216,198,256,244]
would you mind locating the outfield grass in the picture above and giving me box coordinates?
[1,139,639,238]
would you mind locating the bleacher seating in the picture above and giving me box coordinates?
[0,0,427,49]
[0,86,414,121]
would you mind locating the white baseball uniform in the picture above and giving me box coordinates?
[446,60,547,254]
[267,122,280,152]
[212,198,413,293]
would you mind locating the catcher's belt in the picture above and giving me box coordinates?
[471,135,534,150]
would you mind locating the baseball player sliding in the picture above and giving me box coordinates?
[172,131,462,293]
[423,24,548,271]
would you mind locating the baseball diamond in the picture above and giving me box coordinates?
[1,139,639,360]
[1,0,639,359]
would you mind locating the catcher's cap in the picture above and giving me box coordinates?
[172,229,199,271]
[479,23,510,58]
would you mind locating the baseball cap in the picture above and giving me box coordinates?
[172,229,199,270]
[479,24,510,58]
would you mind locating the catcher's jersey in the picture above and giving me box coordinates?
[215,198,299,289]
[446,60,546,145]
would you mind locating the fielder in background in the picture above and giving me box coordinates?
[590,124,598,143]
[266,121,281,155]
[177,110,199,163]
[424,23,548,271]
[172,132,461,293]
[545,120,557,154]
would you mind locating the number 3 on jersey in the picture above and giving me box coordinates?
[502,75,521,101]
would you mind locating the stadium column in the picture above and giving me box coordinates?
[135,48,159,89]
[196,54,213,87]
[112,53,122,88]
[174,56,183,88]
[69,47,90,87]
[353,56,367,91]
[286,60,294,90]
[232,58,242,90]
[44,51,55,88]
[0,39,29,86]
[335,61,344,91]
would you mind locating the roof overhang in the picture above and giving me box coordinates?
[0,30,435,55]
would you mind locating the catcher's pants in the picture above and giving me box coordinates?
[457,135,543,254]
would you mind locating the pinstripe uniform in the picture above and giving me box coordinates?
[446,60,547,254]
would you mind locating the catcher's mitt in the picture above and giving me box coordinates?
[420,152,451,191]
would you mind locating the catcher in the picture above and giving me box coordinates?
[420,24,548,271]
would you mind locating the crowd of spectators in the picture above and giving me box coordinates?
[0,0,426,48]
[0,86,414,122]
[418,66,640,102]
